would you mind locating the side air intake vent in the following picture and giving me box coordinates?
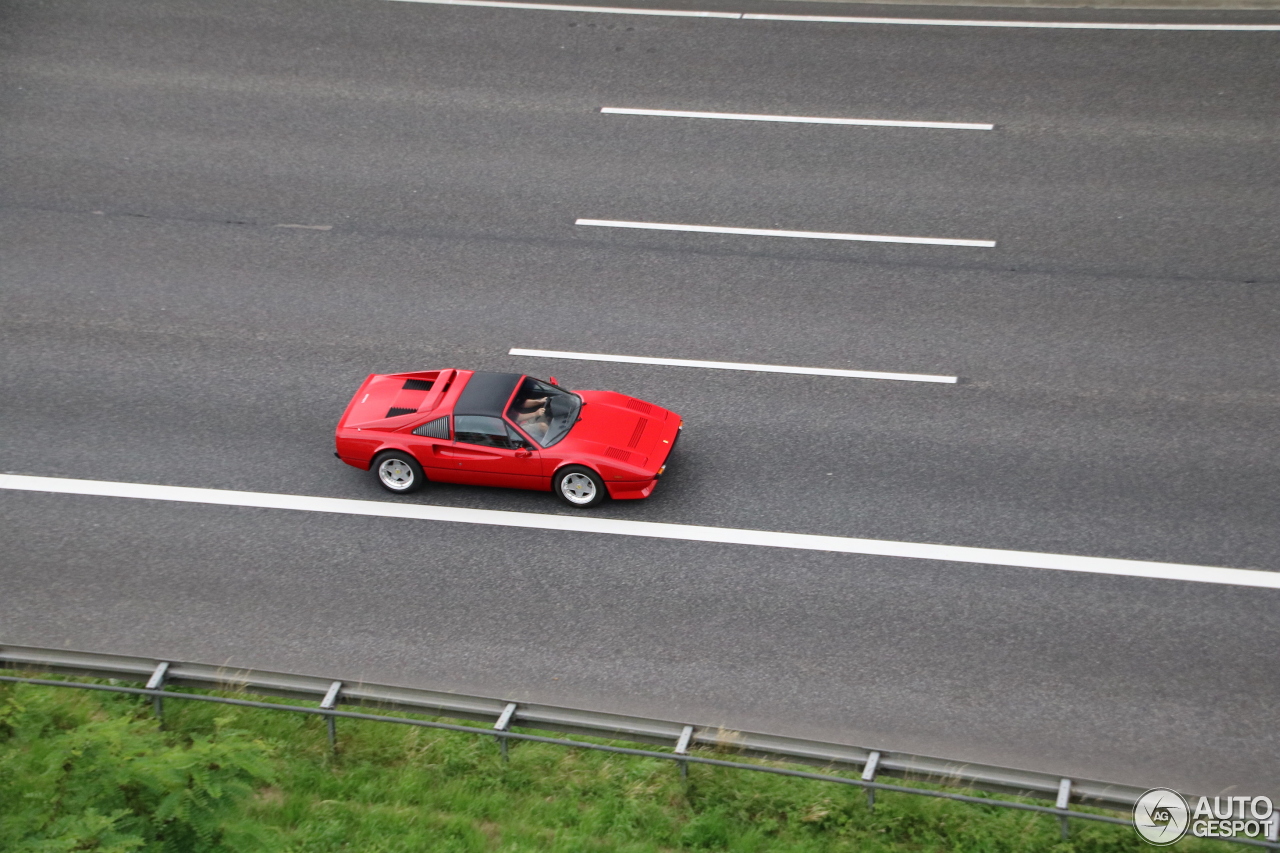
[402,379,434,391]
[413,416,450,439]
[386,407,416,418]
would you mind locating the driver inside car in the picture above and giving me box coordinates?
[512,395,551,439]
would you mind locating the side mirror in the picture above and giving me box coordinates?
[548,376,558,386]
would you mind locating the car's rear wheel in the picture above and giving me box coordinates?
[554,465,606,508]
[373,451,425,494]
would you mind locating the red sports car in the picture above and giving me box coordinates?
[335,369,682,508]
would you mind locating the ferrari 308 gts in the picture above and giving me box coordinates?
[335,369,682,508]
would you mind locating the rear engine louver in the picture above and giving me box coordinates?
[605,447,634,463]
[402,379,434,391]
[386,407,417,418]
[626,397,654,414]
[627,418,649,449]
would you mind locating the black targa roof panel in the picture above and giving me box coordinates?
[454,372,523,418]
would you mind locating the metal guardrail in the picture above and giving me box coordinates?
[2,644,1276,848]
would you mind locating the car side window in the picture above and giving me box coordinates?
[505,423,531,448]
[454,415,514,449]
[413,416,450,439]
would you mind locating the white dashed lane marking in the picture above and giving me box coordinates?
[3,475,1277,590]
[509,348,958,383]
[601,108,994,131]
[575,219,996,248]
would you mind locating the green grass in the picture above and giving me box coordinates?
[0,679,1252,852]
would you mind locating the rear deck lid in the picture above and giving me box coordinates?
[341,369,455,429]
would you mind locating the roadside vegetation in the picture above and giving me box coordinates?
[0,679,1248,852]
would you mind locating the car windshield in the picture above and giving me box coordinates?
[506,377,581,447]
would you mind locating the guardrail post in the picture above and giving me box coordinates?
[146,662,169,726]
[675,725,694,781]
[1267,809,1278,843]
[862,751,881,811]
[320,681,343,754]
[1056,778,1073,840]
[494,703,518,763]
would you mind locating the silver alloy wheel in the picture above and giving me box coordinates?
[559,472,596,505]
[378,457,415,491]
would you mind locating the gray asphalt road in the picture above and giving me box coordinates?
[2,0,1278,798]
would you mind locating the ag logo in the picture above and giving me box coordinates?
[1134,788,1190,845]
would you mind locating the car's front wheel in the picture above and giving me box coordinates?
[554,465,606,508]
[373,451,426,494]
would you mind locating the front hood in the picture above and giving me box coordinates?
[563,390,672,458]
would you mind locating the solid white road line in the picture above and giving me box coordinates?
[509,348,958,383]
[743,13,1280,30]
[385,0,1280,30]
[3,474,1277,590]
[388,0,741,17]
[575,219,996,248]
[601,108,993,131]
